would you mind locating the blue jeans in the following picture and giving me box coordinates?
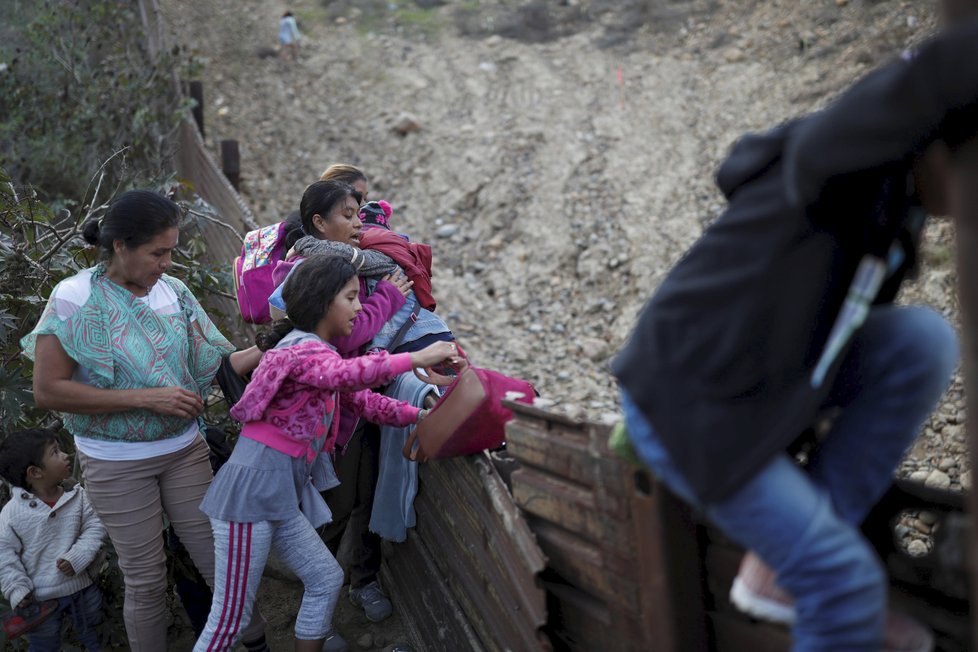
[622,305,958,652]
[27,583,102,652]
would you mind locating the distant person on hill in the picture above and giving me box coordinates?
[612,18,978,652]
[279,10,301,62]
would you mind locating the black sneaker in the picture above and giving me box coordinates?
[323,629,348,652]
[348,581,393,622]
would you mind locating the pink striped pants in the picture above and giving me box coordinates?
[193,514,344,651]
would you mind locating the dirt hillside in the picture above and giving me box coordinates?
[158,0,966,646]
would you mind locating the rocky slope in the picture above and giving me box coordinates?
[160,0,964,542]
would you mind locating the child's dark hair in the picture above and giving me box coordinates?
[283,210,304,250]
[299,180,361,236]
[0,429,58,489]
[255,255,358,351]
[82,190,182,260]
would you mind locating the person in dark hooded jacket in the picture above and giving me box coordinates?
[612,17,978,652]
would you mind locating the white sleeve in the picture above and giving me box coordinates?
[47,269,94,321]
[0,506,33,607]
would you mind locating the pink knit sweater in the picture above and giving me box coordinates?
[230,340,420,455]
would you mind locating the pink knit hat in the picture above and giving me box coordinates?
[359,200,393,230]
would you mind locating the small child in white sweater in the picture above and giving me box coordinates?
[0,428,105,650]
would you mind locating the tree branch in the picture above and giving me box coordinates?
[184,207,244,243]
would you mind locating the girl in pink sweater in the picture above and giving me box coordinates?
[194,255,458,652]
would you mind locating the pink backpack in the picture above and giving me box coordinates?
[233,222,290,324]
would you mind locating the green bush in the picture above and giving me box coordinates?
[0,0,198,202]
[0,168,241,648]
[0,3,239,648]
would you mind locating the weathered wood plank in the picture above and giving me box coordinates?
[630,476,709,652]
[542,581,612,652]
[422,457,547,612]
[414,455,549,651]
[505,408,630,518]
[528,517,641,608]
[510,467,634,554]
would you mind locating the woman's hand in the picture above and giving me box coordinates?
[381,271,413,298]
[138,387,204,419]
[410,341,460,369]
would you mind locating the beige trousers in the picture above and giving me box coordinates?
[78,436,264,651]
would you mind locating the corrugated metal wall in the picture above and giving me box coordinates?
[383,454,550,651]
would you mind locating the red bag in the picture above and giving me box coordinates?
[2,599,59,639]
[402,361,535,462]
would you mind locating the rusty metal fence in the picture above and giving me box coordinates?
[138,0,257,346]
[383,454,550,651]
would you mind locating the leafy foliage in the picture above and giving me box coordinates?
[0,168,96,429]
[0,0,199,201]
[0,3,243,648]
[0,168,239,432]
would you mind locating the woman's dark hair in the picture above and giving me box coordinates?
[299,180,361,237]
[255,255,357,351]
[82,190,181,259]
[283,210,304,250]
[0,428,58,489]
[283,10,293,17]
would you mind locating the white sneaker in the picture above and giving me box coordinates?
[729,551,796,625]
[730,552,935,652]
[729,575,796,625]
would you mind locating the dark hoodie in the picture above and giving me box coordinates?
[613,20,978,502]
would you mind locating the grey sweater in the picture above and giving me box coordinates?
[292,235,400,278]
[0,484,105,607]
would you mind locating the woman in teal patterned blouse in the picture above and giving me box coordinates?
[21,190,267,652]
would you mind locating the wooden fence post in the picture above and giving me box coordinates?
[221,140,240,191]
[188,80,204,137]
[956,187,978,652]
